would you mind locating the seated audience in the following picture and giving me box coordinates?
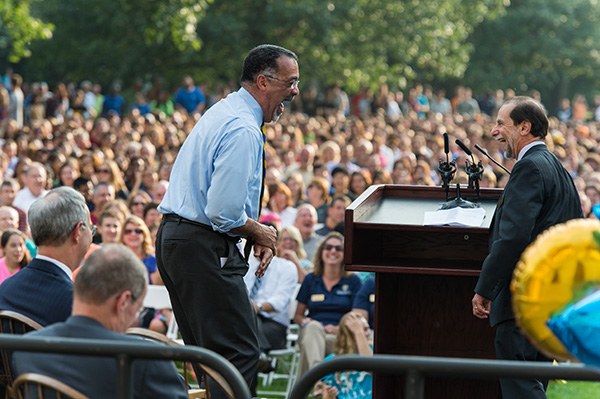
[277,225,312,282]
[305,176,331,224]
[266,182,297,228]
[322,312,373,399]
[0,187,93,326]
[294,232,362,394]
[315,196,351,236]
[352,276,375,330]
[13,244,188,399]
[294,203,324,261]
[96,208,125,245]
[244,228,298,396]
[0,229,30,285]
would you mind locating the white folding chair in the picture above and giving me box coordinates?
[143,285,179,341]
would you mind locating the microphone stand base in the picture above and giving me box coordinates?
[439,198,480,210]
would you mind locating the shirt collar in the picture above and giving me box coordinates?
[517,140,545,161]
[238,87,264,128]
[35,254,73,279]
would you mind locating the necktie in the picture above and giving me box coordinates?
[249,275,263,300]
[244,125,267,261]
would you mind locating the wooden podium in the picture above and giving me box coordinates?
[344,184,503,399]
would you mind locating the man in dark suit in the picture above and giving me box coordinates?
[0,187,93,326]
[13,244,188,399]
[472,96,583,399]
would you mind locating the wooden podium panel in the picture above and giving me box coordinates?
[344,184,503,399]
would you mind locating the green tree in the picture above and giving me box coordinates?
[465,0,600,107]
[0,0,53,64]
[21,0,211,86]
[194,0,506,92]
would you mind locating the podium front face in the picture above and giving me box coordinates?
[345,185,502,399]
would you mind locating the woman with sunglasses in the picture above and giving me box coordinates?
[95,159,128,200]
[127,190,152,220]
[120,215,159,285]
[294,231,362,396]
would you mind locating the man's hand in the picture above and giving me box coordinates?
[255,224,277,254]
[472,293,491,319]
[253,245,274,277]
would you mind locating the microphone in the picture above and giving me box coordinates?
[444,133,449,157]
[475,144,511,175]
[455,139,473,160]
[455,139,483,191]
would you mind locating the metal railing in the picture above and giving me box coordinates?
[288,354,600,399]
[0,334,251,399]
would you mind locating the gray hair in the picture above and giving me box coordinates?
[74,244,148,304]
[28,187,89,246]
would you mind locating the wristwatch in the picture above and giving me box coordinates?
[257,304,263,313]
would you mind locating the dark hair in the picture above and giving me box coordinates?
[1,229,30,269]
[241,44,297,83]
[331,166,349,177]
[506,96,549,139]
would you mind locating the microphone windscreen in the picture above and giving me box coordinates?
[444,133,449,154]
[455,139,472,156]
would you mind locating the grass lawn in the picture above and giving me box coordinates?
[547,380,600,399]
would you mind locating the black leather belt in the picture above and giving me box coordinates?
[163,214,240,243]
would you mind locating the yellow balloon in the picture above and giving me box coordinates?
[511,218,600,360]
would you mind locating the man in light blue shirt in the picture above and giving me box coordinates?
[157,44,299,399]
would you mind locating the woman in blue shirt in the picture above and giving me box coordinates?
[294,231,362,394]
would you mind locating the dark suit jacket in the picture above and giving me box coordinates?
[475,144,583,326]
[0,258,73,326]
[13,316,188,399]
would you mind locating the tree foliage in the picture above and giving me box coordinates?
[21,0,211,85]
[17,0,504,91]
[0,0,53,64]
[193,0,506,92]
[465,0,600,99]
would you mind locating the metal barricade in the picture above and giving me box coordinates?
[0,334,251,399]
[289,354,600,399]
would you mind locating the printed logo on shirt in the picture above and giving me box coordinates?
[335,284,352,296]
[311,294,325,302]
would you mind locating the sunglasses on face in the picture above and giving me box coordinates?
[132,202,146,206]
[323,244,343,252]
[124,228,144,235]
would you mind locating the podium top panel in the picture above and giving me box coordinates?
[362,196,498,228]
[348,184,503,230]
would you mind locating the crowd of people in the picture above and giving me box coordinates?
[0,63,598,398]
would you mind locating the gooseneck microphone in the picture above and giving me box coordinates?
[474,144,511,175]
[455,139,483,193]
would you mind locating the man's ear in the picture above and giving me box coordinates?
[520,120,532,136]
[72,221,83,243]
[256,74,269,91]
[115,290,132,313]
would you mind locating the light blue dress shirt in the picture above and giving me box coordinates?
[158,87,264,236]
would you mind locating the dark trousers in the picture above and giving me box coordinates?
[257,315,287,353]
[495,319,550,399]
[156,216,259,399]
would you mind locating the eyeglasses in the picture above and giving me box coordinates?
[132,202,146,206]
[263,74,300,90]
[124,228,144,235]
[81,223,97,237]
[323,244,343,252]
[97,169,110,174]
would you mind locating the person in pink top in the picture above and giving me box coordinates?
[0,229,29,284]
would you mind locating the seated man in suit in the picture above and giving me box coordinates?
[0,187,93,326]
[13,244,188,399]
